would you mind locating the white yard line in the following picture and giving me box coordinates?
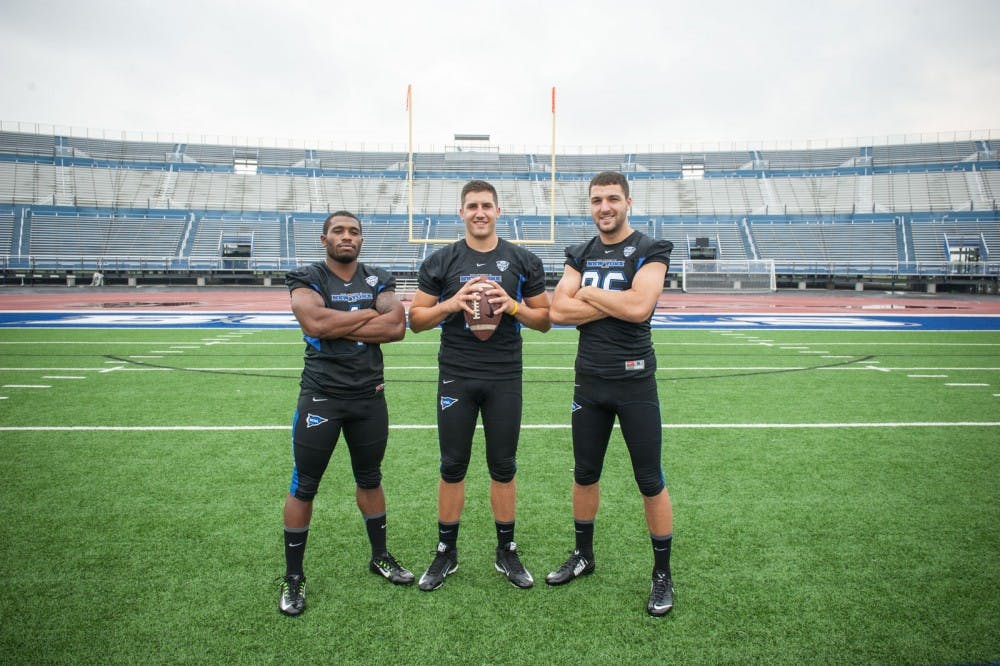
[2,339,1000,347]
[2,421,999,432]
[3,365,1000,372]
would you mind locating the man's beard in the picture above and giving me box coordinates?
[328,246,358,263]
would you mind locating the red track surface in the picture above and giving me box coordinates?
[1,286,999,314]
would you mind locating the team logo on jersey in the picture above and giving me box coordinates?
[305,413,328,428]
[366,275,379,287]
[440,396,458,411]
[625,359,645,371]
[331,292,371,303]
[496,260,510,272]
[571,401,582,413]
[623,246,636,257]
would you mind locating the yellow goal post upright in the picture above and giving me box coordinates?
[405,84,556,246]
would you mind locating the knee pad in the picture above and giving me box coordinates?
[353,467,383,490]
[635,468,665,497]
[290,468,319,502]
[487,457,517,484]
[573,463,602,487]
[440,459,469,484]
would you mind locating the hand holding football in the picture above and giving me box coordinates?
[464,285,503,341]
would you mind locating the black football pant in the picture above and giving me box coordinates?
[571,374,665,497]
[436,375,521,483]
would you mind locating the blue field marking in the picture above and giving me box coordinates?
[1,311,1000,330]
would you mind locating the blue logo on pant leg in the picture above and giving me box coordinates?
[440,396,458,410]
[306,413,328,428]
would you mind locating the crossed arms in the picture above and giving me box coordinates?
[290,287,405,343]
[549,261,667,326]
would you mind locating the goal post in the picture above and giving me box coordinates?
[681,259,776,293]
[405,84,557,246]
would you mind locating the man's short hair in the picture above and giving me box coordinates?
[588,171,630,198]
[323,211,362,235]
[460,180,499,206]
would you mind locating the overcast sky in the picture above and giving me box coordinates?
[1,0,998,151]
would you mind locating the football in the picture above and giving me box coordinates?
[464,286,502,341]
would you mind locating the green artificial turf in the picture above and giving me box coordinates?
[0,327,998,664]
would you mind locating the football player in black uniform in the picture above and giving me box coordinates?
[546,171,676,617]
[278,211,413,616]
[409,180,551,591]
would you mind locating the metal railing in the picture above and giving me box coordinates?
[2,255,998,280]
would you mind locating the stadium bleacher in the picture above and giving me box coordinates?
[0,126,996,289]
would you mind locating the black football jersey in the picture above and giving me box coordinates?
[564,230,672,380]
[417,238,547,380]
[286,261,396,398]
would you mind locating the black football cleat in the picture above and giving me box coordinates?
[545,549,595,586]
[370,551,415,585]
[418,542,459,591]
[495,542,534,589]
[278,574,306,616]
[647,570,674,617]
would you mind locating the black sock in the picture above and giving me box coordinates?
[651,533,672,576]
[496,520,514,548]
[284,527,309,577]
[574,519,595,558]
[364,513,387,558]
[438,521,459,550]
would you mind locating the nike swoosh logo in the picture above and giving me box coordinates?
[476,263,485,267]
[604,250,614,254]
[344,282,352,286]
[289,542,304,548]
[442,380,454,384]
[311,397,328,402]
